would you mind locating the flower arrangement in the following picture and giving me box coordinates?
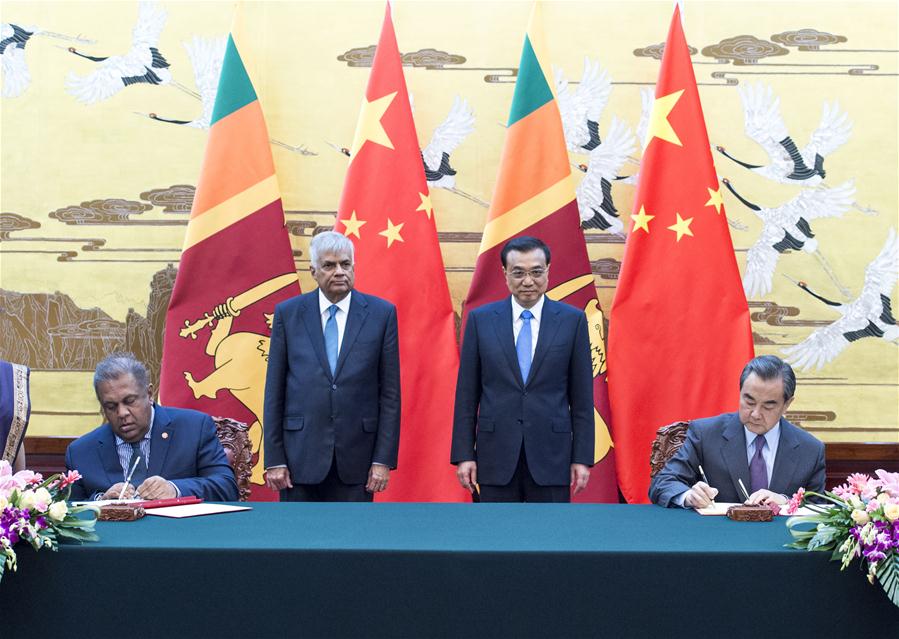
[785,469,899,609]
[0,459,99,583]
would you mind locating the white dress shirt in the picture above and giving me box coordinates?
[318,289,352,356]
[511,294,544,360]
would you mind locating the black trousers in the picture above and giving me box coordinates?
[280,454,373,502]
[478,445,570,503]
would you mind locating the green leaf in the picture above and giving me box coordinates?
[874,552,899,609]
[55,527,99,543]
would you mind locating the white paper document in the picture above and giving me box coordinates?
[145,503,252,518]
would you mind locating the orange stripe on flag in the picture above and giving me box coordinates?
[191,100,275,217]
[487,100,571,221]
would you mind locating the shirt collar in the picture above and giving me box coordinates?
[511,294,545,322]
[744,419,780,450]
[319,289,352,316]
[114,404,154,446]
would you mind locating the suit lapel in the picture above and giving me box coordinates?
[335,292,368,379]
[769,419,799,495]
[96,427,124,487]
[491,299,523,388]
[301,292,333,381]
[720,416,751,499]
[147,405,173,477]
[525,298,561,386]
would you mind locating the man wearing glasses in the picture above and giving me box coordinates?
[263,231,400,501]
[452,236,594,502]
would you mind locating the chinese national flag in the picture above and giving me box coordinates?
[160,5,300,500]
[462,3,617,502]
[335,3,467,502]
[608,7,754,504]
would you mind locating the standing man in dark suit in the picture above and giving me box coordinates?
[452,236,594,502]
[649,355,825,508]
[65,353,239,502]
[264,231,400,502]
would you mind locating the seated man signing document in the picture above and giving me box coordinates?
[649,355,825,509]
[66,353,238,502]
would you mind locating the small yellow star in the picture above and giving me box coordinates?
[667,213,694,242]
[339,211,367,239]
[348,91,397,160]
[416,192,433,219]
[645,89,684,147]
[705,186,724,214]
[378,218,405,247]
[631,205,655,234]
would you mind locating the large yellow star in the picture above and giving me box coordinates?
[416,192,433,219]
[705,186,724,214]
[348,91,397,160]
[631,205,655,234]
[667,213,694,242]
[645,89,684,147]
[378,218,405,247]
[339,211,367,239]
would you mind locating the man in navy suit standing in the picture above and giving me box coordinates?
[452,236,594,502]
[264,231,400,502]
[66,353,238,502]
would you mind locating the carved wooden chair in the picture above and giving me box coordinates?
[212,417,252,501]
[649,421,690,479]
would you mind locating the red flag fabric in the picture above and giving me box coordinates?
[334,3,467,502]
[160,8,300,500]
[461,3,617,502]
[608,6,754,504]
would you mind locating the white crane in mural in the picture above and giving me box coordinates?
[716,82,851,186]
[421,95,485,205]
[1,23,93,98]
[65,1,195,104]
[722,177,856,299]
[575,117,635,235]
[556,57,612,153]
[782,227,898,371]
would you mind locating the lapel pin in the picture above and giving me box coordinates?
[161,432,169,439]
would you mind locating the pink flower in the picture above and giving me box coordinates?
[785,488,805,515]
[56,470,82,490]
[874,469,899,499]
[832,483,853,500]
[847,473,873,495]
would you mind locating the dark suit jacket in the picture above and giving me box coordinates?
[65,404,239,502]
[649,412,826,507]
[264,290,401,485]
[451,296,594,486]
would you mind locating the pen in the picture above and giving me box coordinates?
[738,478,751,502]
[698,464,715,506]
[119,455,141,501]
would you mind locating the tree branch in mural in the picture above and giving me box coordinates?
[783,228,899,371]
[178,273,298,485]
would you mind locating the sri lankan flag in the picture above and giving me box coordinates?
[160,5,300,500]
[463,3,617,502]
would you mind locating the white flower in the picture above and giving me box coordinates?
[0,495,7,511]
[18,489,37,511]
[48,500,68,522]
[33,487,52,512]
[884,502,899,522]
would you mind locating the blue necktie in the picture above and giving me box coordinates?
[516,309,533,383]
[749,435,768,493]
[325,305,338,375]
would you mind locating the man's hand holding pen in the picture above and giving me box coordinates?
[684,481,719,509]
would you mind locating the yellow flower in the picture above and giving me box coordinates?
[48,500,69,522]
[884,502,899,522]
[851,509,870,526]
[18,489,37,511]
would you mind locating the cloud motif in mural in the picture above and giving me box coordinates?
[50,199,152,225]
[771,29,847,51]
[633,42,698,60]
[701,35,789,65]
[140,185,195,213]
[338,45,466,69]
[0,212,41,238]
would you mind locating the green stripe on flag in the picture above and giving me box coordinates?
[507,35,553,127]
[210,35,258,126]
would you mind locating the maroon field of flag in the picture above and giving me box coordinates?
[159,7,300,500]
[608,6,754,504]
[334,3,467,502]
[462,3,617,502]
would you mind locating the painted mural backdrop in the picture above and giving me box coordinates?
[2,0,897,487]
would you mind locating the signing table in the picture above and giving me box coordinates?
[2,503,896,637]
